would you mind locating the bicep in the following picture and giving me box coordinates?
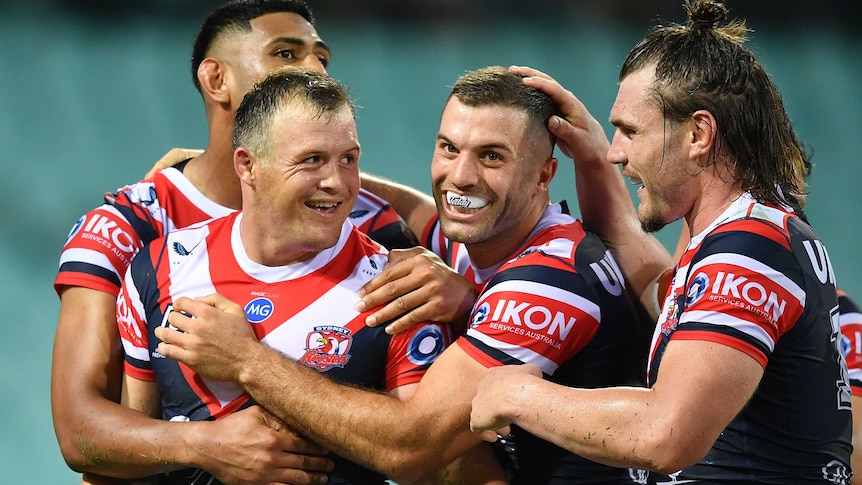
[652,339,763,450]
[54,287,124,403]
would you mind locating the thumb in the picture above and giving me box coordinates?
[548,115,576,140]
[256,406,286,432]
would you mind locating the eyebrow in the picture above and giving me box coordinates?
[271,36,331,55]
[436,133,512,153]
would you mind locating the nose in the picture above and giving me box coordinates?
[317,159,358,194]
[607,130,628,167]
[299,54,327,75]
[447,154,480,188]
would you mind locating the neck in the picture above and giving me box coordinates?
[686,179,744,236]
[183,111,243,209]
[239,211,320,267]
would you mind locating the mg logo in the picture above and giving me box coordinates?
[244,297,274,323]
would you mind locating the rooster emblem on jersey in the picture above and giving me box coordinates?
[300,326,353,371]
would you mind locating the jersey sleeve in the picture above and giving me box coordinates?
[838,290,862,395]
[420,214,451,261]
[457,257,602,376]
[674,227,806,368]
[116,246,157,382]
[54,201,146,297]
[383,322,452,391]
[349,189,419,250]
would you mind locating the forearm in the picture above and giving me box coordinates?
[360,171,437,239]
[54,391,208,476]
[53,288,202,476]
[496,375,684,473]
[237,344,474,483]
[574,154,672,316]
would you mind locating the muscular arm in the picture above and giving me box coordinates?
[512,66,674,319]
[470,339,763,473]
[52,287,331,483]
[158,295,504,485]
[360,172,438,240]
[52,286,188,477]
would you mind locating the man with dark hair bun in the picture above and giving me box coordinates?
[470,0,852,482]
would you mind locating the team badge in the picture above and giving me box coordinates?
[300,326,353,371]
[660,293,684,336]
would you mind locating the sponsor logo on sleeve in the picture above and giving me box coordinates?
[406,325,446,366]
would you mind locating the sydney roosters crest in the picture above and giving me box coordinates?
[300,326,353,371]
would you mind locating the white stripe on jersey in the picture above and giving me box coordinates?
[160,167,236,220]
[480,279,601,323]
[680,310,776,352]
[514,237,575,262]
[747,201,792,227]
[261,258,368,358]
[841,312,862,325]
[167,224,216,299]
[692,252,806,306]
[59,247,121,280]
[467,330,559,374]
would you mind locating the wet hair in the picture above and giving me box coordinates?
[191,0,315,94]
[449,66,562,155]
[619,0,808,206]
[233,67,354,157]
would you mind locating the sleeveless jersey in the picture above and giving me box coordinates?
[117,213,450,485]
[648,194,852,484]
[55,163,417,297]
[424,203,650,484]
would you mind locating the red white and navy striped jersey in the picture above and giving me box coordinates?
[838,289,862,396]
[425,203,649,483]
[55,163,417,297]
[649,194,852,483]
[117,212,449,485]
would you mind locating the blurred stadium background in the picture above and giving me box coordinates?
[1,0,859,481]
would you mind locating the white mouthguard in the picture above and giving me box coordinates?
[446,191,488,209]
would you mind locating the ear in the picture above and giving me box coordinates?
[234,147,256,187]
[537,156,558,192]
[197,58,231,105]
[689,110,717,160]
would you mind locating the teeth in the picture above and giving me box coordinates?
[446,191,487,209]
[309,202,338,209]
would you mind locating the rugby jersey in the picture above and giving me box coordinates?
[118,213,449,484]
[649,194,851,483]
[425,203,649,484]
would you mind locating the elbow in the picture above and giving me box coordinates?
[55,431,89,473]
[639,433,712,475]
[377,448,441,485]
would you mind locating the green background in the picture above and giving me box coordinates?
[1,2,859,481]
